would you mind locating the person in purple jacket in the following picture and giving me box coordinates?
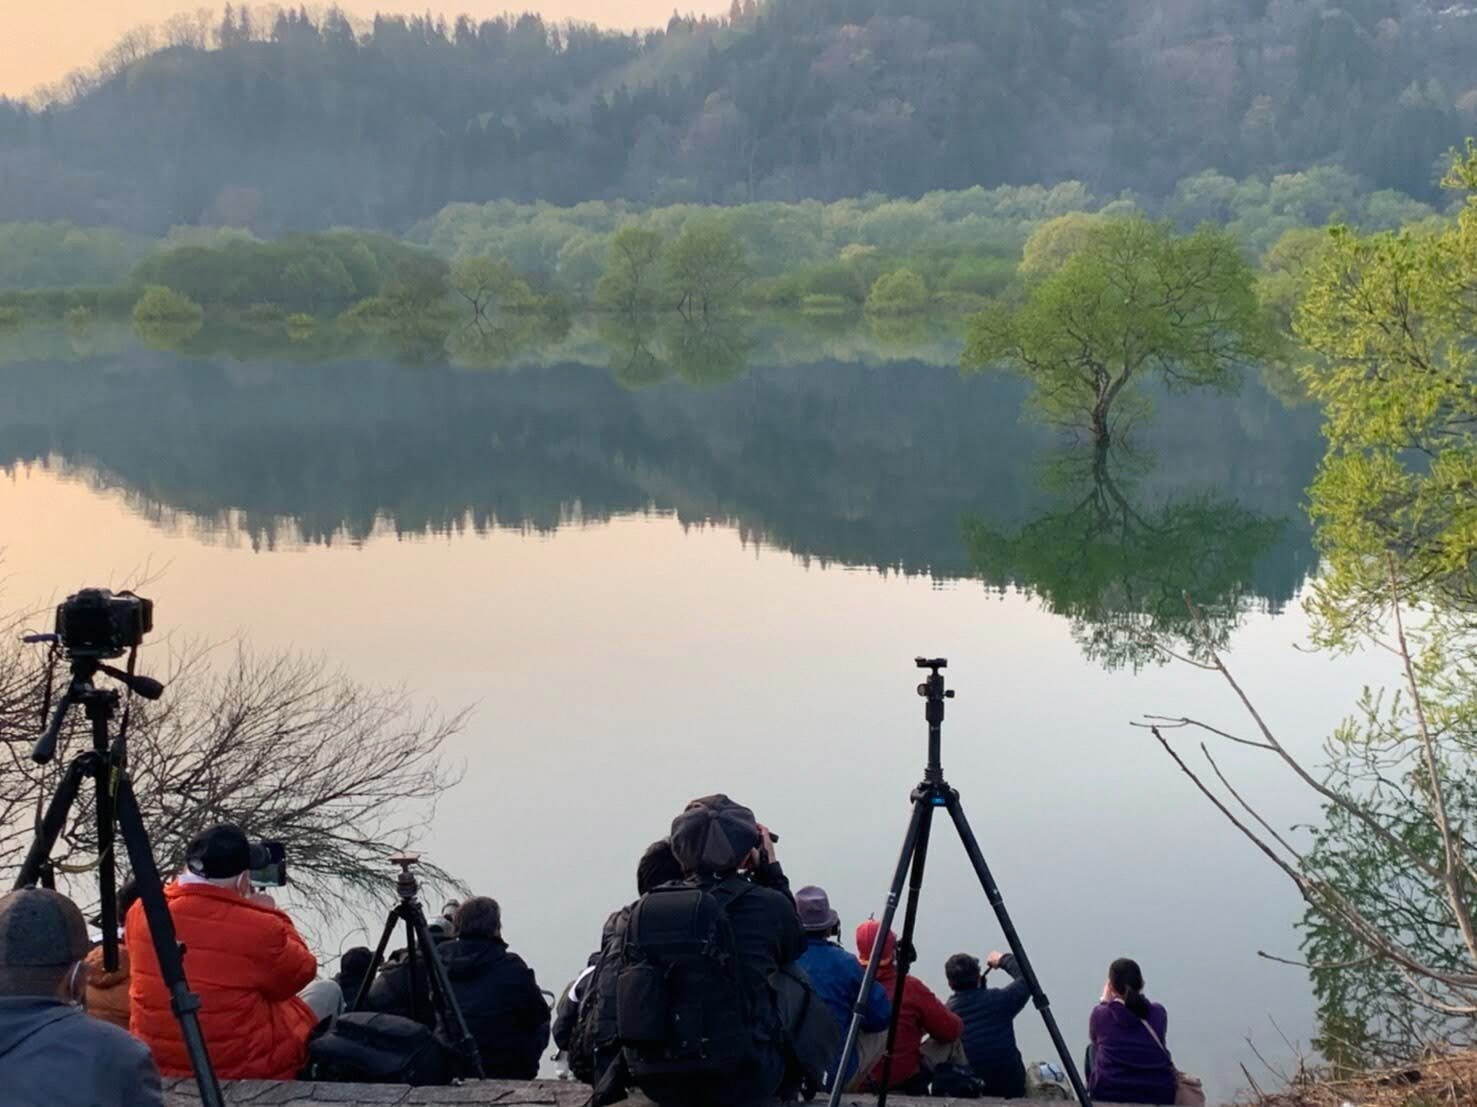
[1086,958,1176,1105]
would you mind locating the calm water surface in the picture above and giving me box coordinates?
[0,340,1393,1097]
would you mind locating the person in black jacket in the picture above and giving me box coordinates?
[945,950,1031,1098]
[369,896,549,1078]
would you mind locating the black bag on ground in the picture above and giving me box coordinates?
[929,1061,985,1099]
[304,1011,454,1085]
[615,880,753,1084]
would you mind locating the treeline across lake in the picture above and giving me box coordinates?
[0,163,1449,340]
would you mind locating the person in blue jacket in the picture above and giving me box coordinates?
[793,885,890,1090]
[945,950,1031,1097]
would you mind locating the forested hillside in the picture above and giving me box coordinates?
[1,0,1474,232]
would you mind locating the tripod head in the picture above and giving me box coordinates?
[24,639,165,765]
[914,657,955,783]
[389,852,423,903]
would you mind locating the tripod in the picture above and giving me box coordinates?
[349,854,485,1078]
[827,658,1092,1107]
[13,652,224,1107]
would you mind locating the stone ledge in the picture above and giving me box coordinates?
[160,1078,1157,1107]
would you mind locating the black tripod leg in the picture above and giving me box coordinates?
[825,797,929,1107]
[875,797,935,1107]
[945,793,1093,1107]
[351,905,403,1013]
[403,904,485,1078]
[95,754,119,973]
[13,757,90,890]
[112,776,225,1107]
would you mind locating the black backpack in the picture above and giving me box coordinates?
[615,878,754,1085]
[569,912,626,1085]
[304,1011,454,1086]
[929,1061,986,1099]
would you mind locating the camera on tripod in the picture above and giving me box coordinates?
[54,588,153,659]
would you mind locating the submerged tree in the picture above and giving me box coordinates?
[968,447,1282,670]
[666,220,749,318]
[964,218,1268,446]
[0,623,465,915]
[596,226,666,313]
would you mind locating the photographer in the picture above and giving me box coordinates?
[0,888,164,1107]
[127,823,336,1079]
[945,950,1030,1097]
[619,794,804,1107]
[368,896,549,1079]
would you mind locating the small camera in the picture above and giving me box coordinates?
[55,589,153,659]
[250,842,288,888]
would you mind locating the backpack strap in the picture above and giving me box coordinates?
[1138,1015,1172,1061]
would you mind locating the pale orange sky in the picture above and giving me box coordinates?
[0,1,732,98]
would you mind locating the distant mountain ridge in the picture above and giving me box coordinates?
[1,0,1473,233]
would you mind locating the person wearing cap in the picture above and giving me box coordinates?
[0,887,164,1107]
[854,919,963,1094]
[659,793,805,1105]
[794,885,891,1090]
[945,950,1031,1097]
[126,822,329,1080]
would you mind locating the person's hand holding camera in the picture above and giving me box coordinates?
[986,950,1005,970]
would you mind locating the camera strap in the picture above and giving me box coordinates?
[115,644,139,762]
[37,642,58,729]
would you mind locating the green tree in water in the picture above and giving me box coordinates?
[666,220,749,318]
[964,218,1268,447]
[596,226,665,313]
[967,447,1283,670]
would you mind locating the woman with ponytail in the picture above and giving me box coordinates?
[1086,958,1176,1105]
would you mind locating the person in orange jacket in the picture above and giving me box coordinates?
[126,824,332,1080]
[854,919,964,1094]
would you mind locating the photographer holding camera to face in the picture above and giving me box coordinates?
[126,824,341,1080]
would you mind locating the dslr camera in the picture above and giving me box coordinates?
[55,588,154,659]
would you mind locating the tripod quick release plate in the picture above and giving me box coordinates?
[915,657,947,671]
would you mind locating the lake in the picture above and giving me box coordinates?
[0,320,1392,1098]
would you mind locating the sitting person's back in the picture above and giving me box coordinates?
[1088,958,1176,1106]
[945,951,1029,1097]
[370,896,550,1079]
[127,824,319,1079]
[621,794,804,1107]
[0,888,164,1107]
[793,885,888,1090]
[854,920,962,1092]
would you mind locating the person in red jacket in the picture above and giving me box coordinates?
[853,919,964,1094]
[127,824,327,1080]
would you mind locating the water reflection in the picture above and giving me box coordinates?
[967,446,1286,670]
[0,347,1320,599]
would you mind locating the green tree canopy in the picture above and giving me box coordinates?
[1296,144,1477,638]
[964,217,1269,446]
[864,268,928,315]
[666,220,749,317]
[595,225,666,312]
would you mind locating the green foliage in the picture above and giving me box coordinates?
[131,232,435,312]
[450,256,534,321]
[0,306,22,330]
[64,305,93,331]
[864,269,928,316]
[0,223,153,289]
[595,226,665,312]
[1020,212,1107,277]
[1295,144,1477,638]
[132,285,203,325]
[666,220,748,316]
[965,217,1268,445]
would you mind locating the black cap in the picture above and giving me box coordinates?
[670,794,760,875]
[186,824,270,879]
